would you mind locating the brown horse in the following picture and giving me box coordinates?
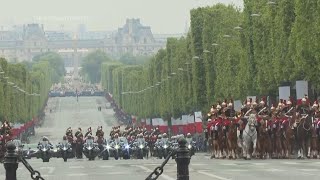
[296,114,312,158]
[226,118,238,159]
[271,118,283,158]
[257,119,272,159]
[281,115,295,158]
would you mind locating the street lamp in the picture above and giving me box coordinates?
[178,68,184,71]
[203,50,211,53]
[234,26,243,30]
[171,72,176,75]
[223,34,232,38]
[211,43,219,46]
[267,1,276,5]
[251,14,261,17]
[7,82,14,86]
[192,56,200,59]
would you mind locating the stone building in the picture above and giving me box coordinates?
[0,19,171,67]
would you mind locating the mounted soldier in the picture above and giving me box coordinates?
[85,127,93,138]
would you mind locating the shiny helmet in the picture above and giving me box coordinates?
[157,134,162,139]
[186,133,192,138]
[163,133,168,138]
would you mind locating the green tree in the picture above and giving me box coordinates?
[81,50,111,83]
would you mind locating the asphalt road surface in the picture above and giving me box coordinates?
[1,97,320,180]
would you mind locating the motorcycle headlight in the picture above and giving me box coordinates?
[163,145,168,149]
[188,145,192,149]
[115,145,119,149]
[106,145,111,149]
[125,145,130,149]
[139,144,144,149]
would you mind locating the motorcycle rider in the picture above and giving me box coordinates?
[66,127,73,137]
[85,127,93,138]
[38,136,53,149]
[75,128,83,138]
[96,126,104,137]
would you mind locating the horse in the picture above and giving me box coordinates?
[226,117,238,159]
[296,114,312,159]
[281,115,295,158]
[271,117,283,158]
[242,114,258,160]
[257,119,272,159]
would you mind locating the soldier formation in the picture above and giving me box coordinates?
[206,95,320,159]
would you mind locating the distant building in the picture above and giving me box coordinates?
[0,19,180,66]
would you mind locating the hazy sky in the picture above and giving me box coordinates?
[0,0,243,34]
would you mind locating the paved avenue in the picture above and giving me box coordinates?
[1,97,320,180]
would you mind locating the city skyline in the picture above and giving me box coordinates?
[0,0,243,34]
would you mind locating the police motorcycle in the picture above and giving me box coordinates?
[56,136,73,162]
[186,133,196,156]
[155,133,172,159]
[110,134,122,160]
[83,135,100,161]
[132,134,149,159]
[12,139,24,159]
[37,137,54,162]
[98,138,112,160]
[119,136,132,159]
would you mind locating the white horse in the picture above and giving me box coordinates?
[242,114,258,160]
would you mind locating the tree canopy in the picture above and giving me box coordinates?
[102,1,320,120]
[81,50,111,83]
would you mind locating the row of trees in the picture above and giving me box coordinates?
[0,52,65,123]
[102,1,320,119]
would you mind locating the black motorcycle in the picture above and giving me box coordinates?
[133,141,148,159]
[57,141,72,162]
[155,140,172,159]
[111,141,121,160]
[186,140,196,156]
[83,139,99,161]
[37,141,53,162]
[98,139,112,160]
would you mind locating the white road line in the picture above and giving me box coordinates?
[132,165,175,180]
[39,167,55,174]
[197,171,231,180]
[281,162,299,165]
[227,169,248,172]
[69,166,84,169]
[68,173,88,176]
[264,168,285,172]
[191,163,209,166]
[99,165,114,168]
[300,169,318,172]
[220,163,237,166]
[251,162,269,166]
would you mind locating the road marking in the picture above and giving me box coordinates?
[191,163,208,166]
[99,165,114,168]
[69,166,84,169]
[39,167,55,174]
[68,173,88,176]
[227,169,248,172]
[107,171,129,175]
[251,162,269,166]
[132,165,175,180]
[264,168,285,172]
[301,169,318,172]
[221,163,237,166]
[197,171,231,180]
[281,162,299,165]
